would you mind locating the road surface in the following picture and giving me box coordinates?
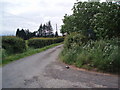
[2,44,119,88]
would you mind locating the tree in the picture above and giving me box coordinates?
[16,28,20,36]
[47,21,54,37]
[61,1,120,39]
[38,24,43,37]
[42,24,46,37]
[16,28,35,40]
[20,29,26,40]
[55,31,58,37]
[61,14,75,35]
[32,31,37,37]
[38,21,54,37]
[91,2,120,38]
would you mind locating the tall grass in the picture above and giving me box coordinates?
[60,33,119,73]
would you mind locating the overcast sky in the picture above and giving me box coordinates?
[0,0,106,36]
[0,0,80,36]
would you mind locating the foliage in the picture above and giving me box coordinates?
[2,36,63,65]
[63,32,87,49]
[61,2,120,39]
[16,21,55,40]
[60,1,120,74]
[38,21,54,37]
[60,33,119,73]
[2,36,26,54]
[1,48,7,59]
[55,31,59,37]
[2,43,62,65]
[28,37,64,48]
[2,36,64,65]
[16,28,36,40]
[61,15,75,34]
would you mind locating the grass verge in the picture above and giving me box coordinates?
[2,42,63,66]
[59,33,119,74]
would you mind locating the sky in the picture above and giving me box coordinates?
[0,0,79,36]
[0,0,106,36]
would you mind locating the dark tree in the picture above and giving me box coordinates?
[32,31,37,37]
[55,31,58,37]
[16,28,20,36]
[20,29,26,40]
[47,21,54,37]
[38,24,43,37]
[16,28,32,40]
[42,24,46,37]
[37,21,54,37]
[16,21,55,39]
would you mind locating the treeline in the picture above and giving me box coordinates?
[16,21,59,40]
[61,2,120,39]
[16,29,36,40]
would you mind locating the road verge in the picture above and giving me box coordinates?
[2,42,63,66]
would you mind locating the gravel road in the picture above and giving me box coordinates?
[2,44,119,88]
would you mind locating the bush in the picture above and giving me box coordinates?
[2,36,26,54]
[64,32,87,50]
[80,39,119,72]
[28,37,64,48]
[2,48,7,59]
[61,33,119,73]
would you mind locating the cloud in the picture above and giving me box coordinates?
[1,0,77,35]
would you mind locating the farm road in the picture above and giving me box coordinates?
[2,44,119,88]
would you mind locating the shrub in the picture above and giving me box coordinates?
[28,37,64,48]
[2,36,26,54]
[61,33,119,73]
[64,32,87,50]
[82,39,119,73]
[2,48,7,59]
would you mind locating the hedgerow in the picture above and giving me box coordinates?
[28,37,64,48]
[2,36,26,54]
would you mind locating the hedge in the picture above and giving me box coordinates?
[2,36,26,54]
[28,37,64,48]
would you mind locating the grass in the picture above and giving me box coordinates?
[60,33,119,74]
[2,42,63,66]
[60,39,119,73]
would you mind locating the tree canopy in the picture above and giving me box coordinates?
[37,21,54,37]
[61,1,120,39]
[16,28,36,40]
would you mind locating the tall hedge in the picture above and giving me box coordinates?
[28,37,64,48]
[2,36,26,54]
